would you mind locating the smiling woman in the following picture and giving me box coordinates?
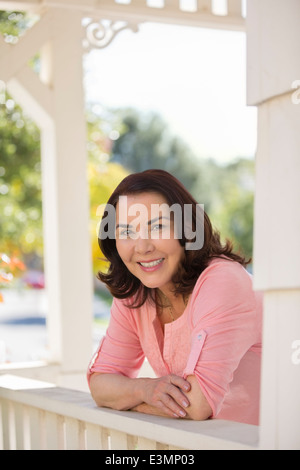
[88,169,263,424]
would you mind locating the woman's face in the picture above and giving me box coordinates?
[115,192,184,293]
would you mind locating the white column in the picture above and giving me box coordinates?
[40,9,93,378]
[247,0,300,450]
[1,8,94,385]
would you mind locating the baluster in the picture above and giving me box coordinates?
[13,404,31,450]
[197,0,211,13]
[22,406,31,450]
[64,417,85,450]
[110,429,129,450]
[102,427,110,449]
[7,401,16,450]
[45,411,61,450]
[85,424,110,450]
[85,423,102,450]
[127,434,138,450]
[164,0,179,10]
[137,436,157,449]
[0,399,14,450]
[0,401,3,450]
[156,442,170,450]
[227,0,242,16]
[14,403,25,450]
[131,0,147,6]
[28,408,44,450]
[78,421,86,450]
[57,415,66,450]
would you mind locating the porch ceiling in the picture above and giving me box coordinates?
[0,0,245,31]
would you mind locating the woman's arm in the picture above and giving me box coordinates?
[90,373,145,411]
[183,375,212,420]
[90,373,192,418]
[90,373,212,420]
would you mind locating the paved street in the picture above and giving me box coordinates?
[0,288,110,363]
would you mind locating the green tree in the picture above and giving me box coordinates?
[0,9,43,273]
[0,90,43,260]
[0,10,35,42]
[86,108,130,276]
[207,158,255,261]
[111,108,200,192]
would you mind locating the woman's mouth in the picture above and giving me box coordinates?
[137,258,165,271]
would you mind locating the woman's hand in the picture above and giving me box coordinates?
[139,374,191,418]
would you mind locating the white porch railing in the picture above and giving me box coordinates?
[0,0,246,31]
[0,375,258,450]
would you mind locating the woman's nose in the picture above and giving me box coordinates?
[134,235,155,255]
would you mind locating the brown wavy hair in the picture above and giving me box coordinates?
[97,169,250,307]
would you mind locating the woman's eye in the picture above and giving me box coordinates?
[119,229,133,238]
[151,224,164,232]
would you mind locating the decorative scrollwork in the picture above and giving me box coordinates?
[83,19,139,51]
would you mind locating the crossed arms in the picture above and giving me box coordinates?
[90,372,212,421]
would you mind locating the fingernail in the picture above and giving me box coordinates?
[179,410,186,417]
[182,400,189,408]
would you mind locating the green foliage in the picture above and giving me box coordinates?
[0,10,32,42]
[206,158,254,260]
[0,90,43,259]
[111,108,199,192]
[85,108,130,275]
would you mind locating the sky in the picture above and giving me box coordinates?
[83,21,257,164]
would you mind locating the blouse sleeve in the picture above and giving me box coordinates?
[87,297,145,385]
[182,260,262,418]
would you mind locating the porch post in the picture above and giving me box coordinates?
[247,0,300,450]
[40,9,94,383]
[1,8,94,386]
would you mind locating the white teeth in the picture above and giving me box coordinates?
[139,259,163,268]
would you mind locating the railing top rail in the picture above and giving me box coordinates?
[0,0,246,31]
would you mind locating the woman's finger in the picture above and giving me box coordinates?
[169,374,191,393]
[162,393,188,418]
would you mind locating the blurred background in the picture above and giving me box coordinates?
[0,9,256,364]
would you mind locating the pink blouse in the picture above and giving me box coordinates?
[88,258,263,425]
